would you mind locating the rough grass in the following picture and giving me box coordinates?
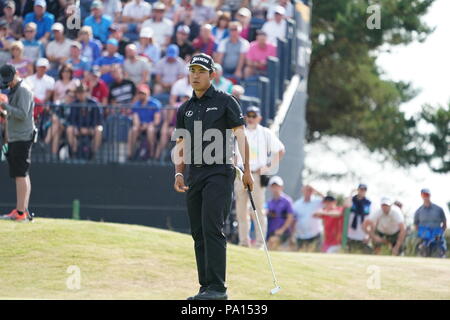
[0,218,449,300]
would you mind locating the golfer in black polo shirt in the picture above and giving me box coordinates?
[173,53,253,300]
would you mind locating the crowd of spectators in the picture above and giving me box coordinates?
[0,0,304,161]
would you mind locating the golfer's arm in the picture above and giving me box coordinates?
[174,138,185,175]
[233,125,250,172]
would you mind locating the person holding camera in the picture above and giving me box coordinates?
[234,106,285,249]
[0,64,35,221]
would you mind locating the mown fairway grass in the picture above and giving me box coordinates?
[0,218,449,299]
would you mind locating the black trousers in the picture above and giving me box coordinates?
[186,164,235,293]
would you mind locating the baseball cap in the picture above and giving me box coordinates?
[153,2,165,10]
[358,183,368,190]
[421,188,431,195]
[188,53,214,71]
[35,0,46,7]
[268,176,284,187]
[106,38,118,47]
[177,25,190,34]
[109,23,120,32]
[137,84,150,95]
[274,5,286,15]
[381,197,393,206]
[246,106,261,115]
[52,22,64,32]
[70,41,82,50]
[324,195,336,202]
[256,29,267,36]
[91,0,103,9]
[5,1,15,9]
[0,64,16,85]
[139,27,153,38]
[90,66,101,77]
[166,44,179,58]
[74,83,87,93]
[237,7,251,17]
[36,57,50,68]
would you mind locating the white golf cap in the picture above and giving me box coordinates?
[140,27,154,38]
[274,5,286,15]
[52,22,64,32]
[36,57,49,68]
[268,176,284,187]
[35,0,46,7]
[381,197,393,206]
[237,7,251,17]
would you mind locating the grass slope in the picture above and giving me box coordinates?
[0,218,449,300]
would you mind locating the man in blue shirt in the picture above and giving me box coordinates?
[93,38,124,85]
[23,0,54,44]
[128,84,162,160]
[83,0,112,44]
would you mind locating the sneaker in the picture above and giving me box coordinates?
[0,209,32,222]
[0,209,18,220]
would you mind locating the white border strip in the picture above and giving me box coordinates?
[270,74,300,136]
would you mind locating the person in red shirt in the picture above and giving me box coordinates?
[83,67,109,106]
[314,195,344,253]
[192,24,217,57]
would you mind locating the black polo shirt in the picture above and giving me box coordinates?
[175,85,245,165]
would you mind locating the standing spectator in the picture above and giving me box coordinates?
[121,0,152,42]
[108,24,132,57]
[267,0,294,20]
[345,184,372,253]
[46,23,72,75]
[127,84,162,160]
[235,7,251,41]
[141,2,174,50]
[211,12,230,45]
[266,176,295,251]
[83,0,112,44]
[261,5,287,45]
[244,29,277,78]
[8,40,33,78]
[234,106,285,249]
[363,197,406,256]
[67,41,91,80]
[215,21,249,80]
[78,26,102,65]
[192,0,216,25]
[123,43,150,86]
[152,44,186,103]
[211,63,233,94]
[0,1,23,40]
[136,27,161,64]
[173,4,200,42]
[192,24,216,57]
[21,22,45,61]
[313,195,344,253]
[84,67,109,105]
[108,65,136,105]
[24,58,54,104]
[93,38,124,85]
[293,185,324,252]
[172,25,194,62]
[102,0,122,22]
[66,84,103,158]
[414,188,447,232]
[23,0,54,44]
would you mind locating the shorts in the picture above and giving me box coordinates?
[267,231,291,243]
[297,234,322,252]
[374,230,401,248]
[6,140,33,178]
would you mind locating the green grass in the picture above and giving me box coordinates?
[0,218,449,300]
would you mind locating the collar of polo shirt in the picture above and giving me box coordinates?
[192,84,215,100]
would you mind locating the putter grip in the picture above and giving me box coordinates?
[247,189,256,211]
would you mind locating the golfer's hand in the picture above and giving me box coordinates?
[174,176,189,193]
[242,170,254,191]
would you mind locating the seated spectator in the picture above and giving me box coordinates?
[216,0,249,17]
[211,12,230,45]
[173,3,200,42]
[192,24,217,57]
[136,27,161,64]
[108,24,132,57]
[83,0,112,44]
[0,1,23,40]
[23,0,54,44]
[192,0,216,25]
[8,41,33,78]
[127,84,162,160]
[215,21,249,80]
[121,0,152,42]
[235,7,251,41]
[211,63,232,94]
[231,84,244,100]
[141,2,174,50]
[0,20,13,56]
[266,176,295,251]
[293,185,324,252]
[22,22,45,61]
[169,74,192,107]
[261,5,287,45]
[46,23,72,75]
[67,41,91,80]
[152,44,186,102]
[66,84,103,159]
[172,25,194,62]
[102,0,123,23]
[53,64,80,104]
[313,195,344,253]
[267,0,294,20]
[161,0,178,21]
[363,197,407,256]
[123,43,150,86]
[244,29,277,78]
[93,38,124,85]
[108,65,136,106]
[25,58,54,104]
[78,26,102,64]
[83,67,109,105]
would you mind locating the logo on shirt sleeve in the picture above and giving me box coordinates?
[185,110,193,117]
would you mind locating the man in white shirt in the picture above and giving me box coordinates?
[261,5,287,45]
[234,106,285,248]
[292,185,325,252]
[46,23,72,73]
[141,2,174,49]
[121,0,152,38]
[24,58,54,103]
[363,197,406,256]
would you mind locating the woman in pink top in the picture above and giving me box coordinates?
[53,64,80,104]
[8,41,33,78]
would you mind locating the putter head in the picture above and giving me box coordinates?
[270,286,281,295]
